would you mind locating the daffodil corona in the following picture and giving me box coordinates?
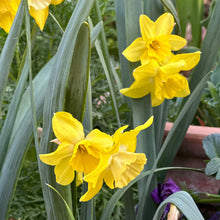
[40,112,153,201]
[0,0,63,33]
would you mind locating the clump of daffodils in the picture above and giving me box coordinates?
[120,13,201,106]
[40,111,153,201]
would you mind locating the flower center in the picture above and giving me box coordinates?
[149,40,160,50]
[78,144,86,153]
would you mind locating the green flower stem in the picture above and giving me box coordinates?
[197,199,220,203]
[17,23,39,83]
[71,173,77,220]
[25,3,39,153]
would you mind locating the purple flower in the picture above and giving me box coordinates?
[151,178,181,204]
[151,178,181,219]
[208,211,220,220]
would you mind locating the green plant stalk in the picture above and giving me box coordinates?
[25,2,39,155]
[16,23,39,83]
[71,174,77,219]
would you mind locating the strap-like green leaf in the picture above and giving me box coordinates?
[0,0,25,112]
[0,57,55,220]
[152,191,204,220]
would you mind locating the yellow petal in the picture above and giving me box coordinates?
[51,0,64,5]
[55,157,75,185]
[85,129,113,150]
[159,60,186,75]
[169,35,187,51]
[29,6,48,31]
[120,79,153,98]
[134,116,154,132]
[110,151,147,188]
[116,116,153,153]
[80,178,103,202]
[122,38,146,62]
[113,125,129,144]
[0,12,14,33]
[139,14,155,41]
[104,170,115,189]
[170,51,201,71]
[155,13,174,36]
[133,59,158,80]
[120,60,158,99]
[28,0,51,10]
[52,111,84,145]
[151,92,165,107]
[76,172,83,187]
[0,0,19,33]
[39,142,74,166]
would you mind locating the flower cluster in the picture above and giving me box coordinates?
[120,13,201,106]
[40,111,153,201]
[0,0,63,33]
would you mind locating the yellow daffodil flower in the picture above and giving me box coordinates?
[122,13,187,64]
[80,116,154,202]
[0,0,63,33]
[40,111,114,185]
[120,51,201,106]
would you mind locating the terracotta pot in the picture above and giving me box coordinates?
[164,122,220,194]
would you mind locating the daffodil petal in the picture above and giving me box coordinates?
[29,6,48,31]
[52,111,84,145]
[116,116,153,153]
[159,60,186,75]
[80,172,106,202]
[110,151,147,188]
[39,142,74,166]
[104,170,115,189]
[76,172,83,187]
[155,13,174,36]
[133,60,158,80]
[151,92,165,107]
[170,51,201,71]
[120,79,153,99]
[28,0,50,10]
[55,157,75,185]
[0,12,14,33]
[0,0,19,33]
[169,35,187,51]
[140,14,155,41]
[122,38,146,62]
[113,125,129,144]
[134,116,154,132]
[85,129,113,150]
